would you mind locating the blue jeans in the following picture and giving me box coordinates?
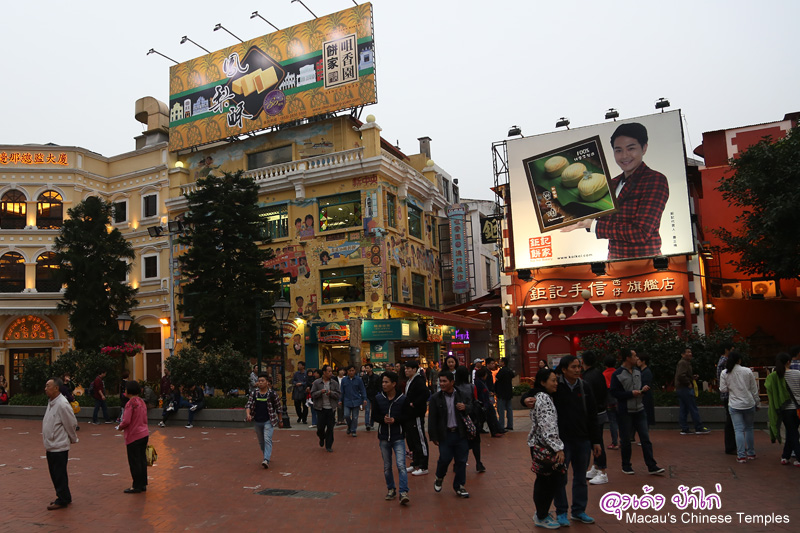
[344,405,360,434]
[619,410,657,471]
[434,431,469,490]
[677,387,704,431]
[554,438,590,516]
[311,407,318,426]
[379,439,408,493]
[92,398,109,423]
[364,399,373,428]
[497,397,513,430]
[254,421,275,462]
[187,400,204,424]
[729,406,755,459]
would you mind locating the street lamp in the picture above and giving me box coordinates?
[148,221,184,359]
[117,312,133,340]
[272,297,292,429]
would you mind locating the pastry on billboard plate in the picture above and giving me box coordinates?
[560,162,588,188]
[544,156,568,178]
[578,173,608,202]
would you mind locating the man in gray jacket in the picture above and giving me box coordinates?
[43,377,79,510]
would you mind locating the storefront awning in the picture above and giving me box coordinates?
[390,304,490,330]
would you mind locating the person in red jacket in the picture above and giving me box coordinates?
[91,371,113,424]
[118,381,150,493]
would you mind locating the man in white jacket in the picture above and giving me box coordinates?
[43,377,79,510]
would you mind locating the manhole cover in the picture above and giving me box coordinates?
[256,488,335,499]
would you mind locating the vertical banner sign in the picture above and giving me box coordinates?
[447,204,470,294]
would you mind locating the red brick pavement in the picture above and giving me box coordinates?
[2,413,799,532]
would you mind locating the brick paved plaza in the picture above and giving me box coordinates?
[2,413,798,532]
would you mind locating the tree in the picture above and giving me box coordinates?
[54,197,138,349]
[177,170,282,356]
[204,343,251,394]
[714,126,800,281]
[164,346,206,389]
[21,355,52,394]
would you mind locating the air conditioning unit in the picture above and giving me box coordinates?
[720,283,742,299]
[752,280,777,299]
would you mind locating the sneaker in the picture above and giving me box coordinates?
[680,430,694,435]
[104,420,114,424]
[533,513,561,529]
[607,443,619,449]
[648,467,666,475]
[399,492,409,505]
[309,425,316,429]
[737,457,747,464]
[366,426,372,431]
[185,424,193,429]
[158,421,165,428]
[585,465,599,480]
[385,488,396,500]
[189,405,198,412]
[351,433,357,438]
[746,454,757,460]
[571,512,595,524]
[781,458,790,465]
[555,513,571,527]
[407,466,416,473]
[411,468,428,476]
[696,427,711,434]
[622,468,635,475]
[476,463,486,473]
[114,425,120,431]
[346,430,351,435]
[589,472,608,485]
[434,477,443,493]
[455,486,469,498]
[262,460,269,469]
[166,406,174,412]
[319,437,325,448]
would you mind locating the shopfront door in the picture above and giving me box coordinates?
[10,348,51,396]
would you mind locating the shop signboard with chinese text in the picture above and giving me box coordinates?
[506,111,693,268]
[317,323,350,343]
[362,319,420,341]
[168,4,376,151]
[524,271,685,306]
[447,203,470,294]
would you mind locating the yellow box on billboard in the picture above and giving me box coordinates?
[168,3,376,152]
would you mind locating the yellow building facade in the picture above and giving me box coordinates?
[0,97,456,392]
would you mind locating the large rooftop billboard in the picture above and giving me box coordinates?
[168,3,376,152]
[507,110,693,269]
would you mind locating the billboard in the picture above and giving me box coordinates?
[507,111,693,269]
[168,3,376,152]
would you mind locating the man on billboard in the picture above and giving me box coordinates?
[563,123,669,260]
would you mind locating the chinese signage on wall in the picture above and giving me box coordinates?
[507,111,693,268]
[527,276,678,303]
[168,4,376,151]
[0,152,68,166]
[447,203,470,294]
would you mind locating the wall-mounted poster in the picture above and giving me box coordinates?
[522,136,617,233]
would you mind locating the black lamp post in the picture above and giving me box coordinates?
[117,312,133,341]
[272,297,292,429]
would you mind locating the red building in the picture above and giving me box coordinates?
[692,112,800,362]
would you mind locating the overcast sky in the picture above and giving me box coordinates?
[2,1,797,200]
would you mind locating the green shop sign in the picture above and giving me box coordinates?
[362,319,420,341]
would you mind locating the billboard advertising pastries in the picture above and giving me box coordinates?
[168,3,376,151]
[507,110,693,268]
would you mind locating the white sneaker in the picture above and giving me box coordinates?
[406,466,415,473]
[158,421,165,427]
[185,424,193,429]
[589,472,608,485]
[189,405,198,412]
[586,465,599,479]
[411,468,428,476]
[166,406,175,412]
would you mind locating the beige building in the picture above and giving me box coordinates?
[0,96,473,393]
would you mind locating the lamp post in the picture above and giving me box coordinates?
[272,297,292,429]
[117,312,133,341]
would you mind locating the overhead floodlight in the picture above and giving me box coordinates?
[655,98,671,112]
[146,48,178,64]
[555,117,570,129]
[590,262,606,276]
[653,256,669,271]
[508,125,522,137]
[250,11,280,31]
[213,23,244,43]
[605,108,619,121]
[517,269,532,282]
[179,35,210,54]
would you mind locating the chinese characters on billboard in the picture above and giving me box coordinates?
[168,4,376,151]
[507,111,693,268]
[447,203,470,294]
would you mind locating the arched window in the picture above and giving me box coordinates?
[1,191,27,229]
[36,252,60,292]
[37,191,63,229]
[0,252,25,292]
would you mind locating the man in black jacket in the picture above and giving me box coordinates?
[582,351,609,485]
[372,371,410,504]
[495,358,516,431]
[361,363,382,432]
[522,355,601,526]
[404,361,430,476]
[428,372,472,498]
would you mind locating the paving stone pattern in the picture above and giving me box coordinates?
[2,413,798,532]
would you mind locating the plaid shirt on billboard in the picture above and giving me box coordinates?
[595,162,670,260]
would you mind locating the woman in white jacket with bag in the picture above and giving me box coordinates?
[719,351,759,463]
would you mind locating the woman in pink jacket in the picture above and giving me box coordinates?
[118,380,150,493]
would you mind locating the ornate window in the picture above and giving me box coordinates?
[37,191,63,229]
[36,252,61,292]
[0,251,25,292]
[1,191,27,229]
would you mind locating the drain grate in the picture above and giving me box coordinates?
[256,488,336,499]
